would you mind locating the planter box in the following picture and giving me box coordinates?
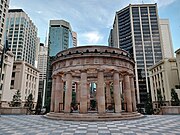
[161,106,180,115]
[0,107,28,115]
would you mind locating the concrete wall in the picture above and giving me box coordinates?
[161,106,180,115]
[0,107,28,115]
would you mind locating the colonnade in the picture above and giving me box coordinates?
[50,70,136,114]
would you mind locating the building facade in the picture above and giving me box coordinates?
[50,46,136,114]
[159,19,174,59]
[111,4,163,104]
[1,61,39,108]
[37,43,48,107]
[175,49,180,84]
[149,58,180,109]
[0,48,13,105]
[45,20,73,111]
[48,20,73,56]
[6,9,38,66]
[72,31,77,47]
[0,0,14,105]
[0,0,10,45]
[108,29,113,47]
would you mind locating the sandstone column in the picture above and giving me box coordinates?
[50,77,56,112]
[106,81,111,108]
[113,71,121,113]
[130,76,136,112]
[80,70,88,113]
[64,72,72,113]
[97,69,105,114]
[124,74,132,112]
[54,75,61,113]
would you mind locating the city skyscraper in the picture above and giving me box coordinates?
[6,9,38,66]
[110,4,163,104]
[1,9,39,108]
[48,20,73,56]
[0,0,14,104]
[72,31,77,47]
[0,0,9,45]
[37,43,48,107]
[108,29,114,47]
[159,19,174,59]
[45,20,73,111]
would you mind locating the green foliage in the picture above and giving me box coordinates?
[157,89,164,107]
[171,89,180,106]
[24,93,34,111]
[35,94,42,114]
[175,85,180,89]
[145,93,153,114]
[10,90,22,107]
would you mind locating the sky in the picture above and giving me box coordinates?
[9,0,180,51]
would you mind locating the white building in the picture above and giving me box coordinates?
[175,49,180,84]
[72,31,77,47]
[6,9,38,66]
[0,0,10,45]
[0,0,14,105]
[159,19,174,59]
[37,43,48,107]
[0,47,13,105]
[149,58,180,109]
[1,61,39,108]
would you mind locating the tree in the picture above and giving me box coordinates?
[10,90,21,107]
[171,89,180,106]
[24,93,34,111]
[35,94,42,114]
[145,93,153,114]
[157,89,164,107]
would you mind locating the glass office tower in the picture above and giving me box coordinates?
[49,20,73,56]
[6,9,38,66]
[111,4,162,104]
[45,20,73,111]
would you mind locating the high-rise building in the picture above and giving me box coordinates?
[35,37,40,68]
[0,0,14,103]
[0,0,10,45]
[1,9,39,107]
[6,9,38,66]
[45,20,73,111]
[111,4,163,104]
[108,29,113,47]
[48,20,73,56]
[159,19,174,58]
[72,31,77,47]
[37,43,48,107]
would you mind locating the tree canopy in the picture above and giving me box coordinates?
[10,90,21,107]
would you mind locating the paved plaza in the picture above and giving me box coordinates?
[0,115,180,135]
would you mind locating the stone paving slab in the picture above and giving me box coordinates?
[0,115,180,135]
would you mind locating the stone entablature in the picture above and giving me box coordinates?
[51,46,136,114]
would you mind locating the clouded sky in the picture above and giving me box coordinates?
[9,0,180,51]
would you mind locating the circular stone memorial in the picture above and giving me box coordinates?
[45,46,143,121]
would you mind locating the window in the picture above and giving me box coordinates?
[12,72,15,77]
[11,80,14,86]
